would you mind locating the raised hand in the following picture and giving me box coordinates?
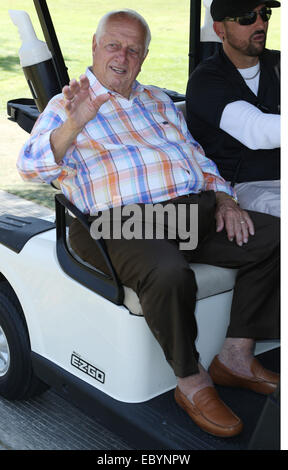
[62,74,110,132]
[50,75,110,163]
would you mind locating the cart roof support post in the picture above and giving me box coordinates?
[189,0,202,77]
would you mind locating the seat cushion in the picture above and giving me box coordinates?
[124,263,237,316]
[68,240,237,316]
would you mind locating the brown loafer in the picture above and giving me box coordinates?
[174,386,243,437]
[209,355,279,395]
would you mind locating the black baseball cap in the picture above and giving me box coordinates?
[210,0,281,21]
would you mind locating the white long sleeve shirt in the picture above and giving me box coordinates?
[220,64,280,150]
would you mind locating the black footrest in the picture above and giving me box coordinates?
[0,214,55,253]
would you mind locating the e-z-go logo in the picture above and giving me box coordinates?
[71,353,105,384]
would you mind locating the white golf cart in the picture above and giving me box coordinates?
[0,0,280,450]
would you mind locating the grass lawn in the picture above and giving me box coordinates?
[0,0,281,209]
[1,0,281,114]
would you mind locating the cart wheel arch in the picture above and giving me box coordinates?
[0,279,48,400]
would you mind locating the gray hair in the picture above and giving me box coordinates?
[95,9,151,55]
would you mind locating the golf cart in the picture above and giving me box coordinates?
[0,0,280,450]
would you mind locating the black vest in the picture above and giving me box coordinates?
[186,48,280,184]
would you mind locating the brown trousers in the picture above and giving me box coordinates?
[69,191,280,377]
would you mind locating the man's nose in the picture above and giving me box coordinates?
[254,11,267,27]
[116,47,128,62]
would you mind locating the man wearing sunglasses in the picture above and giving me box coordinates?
[186,0,280,217]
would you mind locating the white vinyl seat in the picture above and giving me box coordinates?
[123,263,237,316]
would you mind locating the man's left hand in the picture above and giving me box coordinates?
[215,192,255,246]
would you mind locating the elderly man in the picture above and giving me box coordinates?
[17,9,279,438]
[186,0,280,217]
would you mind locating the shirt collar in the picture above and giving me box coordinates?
[86,67,147,101]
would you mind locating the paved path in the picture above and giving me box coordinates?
[0,189,54,219]
[0,390,131,451]
[0,189,132,450]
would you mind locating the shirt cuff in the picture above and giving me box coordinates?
[33,129,67,182]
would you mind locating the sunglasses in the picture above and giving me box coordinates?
[224,7,272,26]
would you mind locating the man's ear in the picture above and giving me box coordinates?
[143,48,149,63]
[213,21,225,41]
[92,34,97,55]
[138,49,149,75]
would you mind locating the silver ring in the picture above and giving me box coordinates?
[240,220,245,224]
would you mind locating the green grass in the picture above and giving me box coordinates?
[1,0,281,115]
[0,1,281,209]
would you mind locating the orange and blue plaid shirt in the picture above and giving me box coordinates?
[17,67,235,215]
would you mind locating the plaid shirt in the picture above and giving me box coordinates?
[17,67,235,215]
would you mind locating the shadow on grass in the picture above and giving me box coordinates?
[0,55,20,72]
[63,55,73,64]
[0,54,73,78]
[5,186,56,211]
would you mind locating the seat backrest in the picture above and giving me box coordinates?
[175,100,186,119]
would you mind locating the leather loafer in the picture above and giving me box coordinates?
[209,355,279,395]
[174,386,243,437]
